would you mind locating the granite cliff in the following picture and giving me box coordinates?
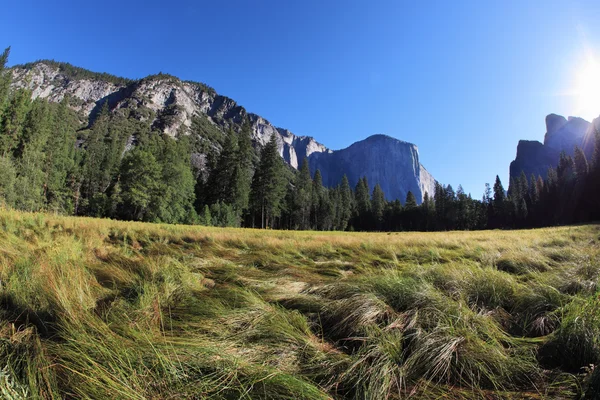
[510,113,598,180]
[10,61,435,202]
[309,135,435,203]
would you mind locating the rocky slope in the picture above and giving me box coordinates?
[10,61,435,202]
[510,113,598,180]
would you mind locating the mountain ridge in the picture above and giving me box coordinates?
[10,60,435,202]
[509,112,598,181]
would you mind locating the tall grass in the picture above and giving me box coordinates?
[0,209,598,398]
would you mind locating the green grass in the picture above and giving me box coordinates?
[0,209,598,399]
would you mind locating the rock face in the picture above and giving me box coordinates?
[309,135,435,203]
[510,113,598,180]
[10,61,435,203]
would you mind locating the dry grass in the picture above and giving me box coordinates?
[0,209,598,399]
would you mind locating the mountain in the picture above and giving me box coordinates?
[509,113,598,180]
[309,134,434,203]
[10,60,435,202]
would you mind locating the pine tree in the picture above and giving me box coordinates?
[0,89,31,157]
[294,158,313,230]
[152,136,196,224]
[557,151,575,181]
[205,130,238,205]
[14,99,51,211]
[249,134,286,228]
[421,192,434,231]
[118,149,162,221]
[354,177,371,230]
[231,122,254,216]
[44,97,78,213]
[311,169,324,229]
[80,103,113,215]
[0,156,16,207]
[491,175,506,228]
[202,204,212,226]
[371,183,386,229]
[338,174,353,230]
[405,191,417,209]
[0,47,11,119]
[574,146,589,181]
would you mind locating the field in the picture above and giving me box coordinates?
[0,210,598,399]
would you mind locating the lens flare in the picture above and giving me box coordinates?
[573,57,600,120]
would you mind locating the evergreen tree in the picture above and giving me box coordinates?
[294,158,313,230]
[574,146,589,180]
[118,149,162,221]
[0,89,30,157]
[338,174,353,230]
[152,136,196,224]
[249,134,287,228]
[205,130,238,205]
[80,103,114,215]
[230,122,254,216]
[311,169,324,229]
[0,47,11,119]
[44,97,79,213]
[371,183,386,229]
[421,192,434,231]
[456,185,469,230]
[14,100,51,211]
[491,175,506,228]
[0,156,16,207]
[405,191,417,209]
[353,177,371,230]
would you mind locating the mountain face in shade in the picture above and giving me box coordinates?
[308,135,435,204]
[509,113,597,180]
[10,61,436,203]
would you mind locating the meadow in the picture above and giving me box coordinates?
[0,209,598,399]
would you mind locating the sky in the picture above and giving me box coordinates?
[2,0,600,197]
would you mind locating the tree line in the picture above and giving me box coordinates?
[1,47,599,231]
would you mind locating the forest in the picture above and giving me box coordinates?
[1,47,599,232]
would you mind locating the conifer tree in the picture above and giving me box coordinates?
[311,169,324,228]
[0,89,30,157]
[0,156,16,207]
[153,136,196,224]
[249,134,286,228]
[574,146,589,180]
[371,183,386,229]
[338,174,353,230]
[0,47,11,118]
[205,130,238,205]
[294,158,313,230]
[118,149,162,221]
[490,175,506,228]
[44,97,78,213]
[230,122,254,216]
[14,99,51,211]
[354,176,371,230]
[405,191,417,209]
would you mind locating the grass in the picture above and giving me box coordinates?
[0,209,598,399]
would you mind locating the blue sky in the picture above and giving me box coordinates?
[2,0,600,196]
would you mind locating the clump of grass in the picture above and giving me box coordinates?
[540,296,600,372]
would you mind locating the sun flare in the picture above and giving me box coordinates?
[573,57,600,120]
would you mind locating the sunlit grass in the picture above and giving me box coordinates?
[0,208,598,398]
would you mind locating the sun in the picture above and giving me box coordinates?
[573,57,600,120]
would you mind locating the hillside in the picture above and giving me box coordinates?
[10,60,435,202]
[0,209,598,398]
